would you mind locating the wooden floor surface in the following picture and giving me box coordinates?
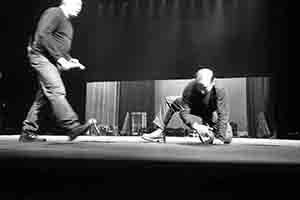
[0,135,299,197]
[0,135,300,164]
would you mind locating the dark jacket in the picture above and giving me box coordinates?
[179,80,230,138]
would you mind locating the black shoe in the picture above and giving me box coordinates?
[68,118,97,141]
[19,132,47,142]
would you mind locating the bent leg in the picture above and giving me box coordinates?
[153,96,184,130]
[31,53,80,131]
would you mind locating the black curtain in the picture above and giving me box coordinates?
[118,80,155,134]
[246,77,277,138]
[74,0,274,81]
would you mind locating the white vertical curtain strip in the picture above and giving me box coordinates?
[86,82,119,128]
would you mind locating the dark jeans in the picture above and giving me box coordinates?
[153,96,233,142]
[22,51,81,134]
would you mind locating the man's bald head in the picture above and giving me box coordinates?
[196,68,214,83]
[62,0,82,4]
[61,0,82,18]
[195,68,215,95]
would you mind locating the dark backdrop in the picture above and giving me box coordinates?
[1,0,290,135]
[77,0,278,81]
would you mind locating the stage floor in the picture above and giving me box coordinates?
[0,135,299,197]
[0,135,300,164]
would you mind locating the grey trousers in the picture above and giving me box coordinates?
[153,96,233,143]
[22,51,81,134]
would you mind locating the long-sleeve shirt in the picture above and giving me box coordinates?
[31,7,73,63]
[179,80,230,139]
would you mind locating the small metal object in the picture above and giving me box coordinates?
[92,121,101,135]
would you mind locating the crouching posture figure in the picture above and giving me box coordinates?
[142,67,232,144]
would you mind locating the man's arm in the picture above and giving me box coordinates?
[178,81,208,133]
[179,100,211,135]
[35,8,69,62]
[179,100,193,127]
[178,81,196,128]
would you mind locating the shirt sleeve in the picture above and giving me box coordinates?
[213,88,230,139]
[179,81,195,128]
[35,8,65,61]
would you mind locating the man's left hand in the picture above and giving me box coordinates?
[213,138,224,145]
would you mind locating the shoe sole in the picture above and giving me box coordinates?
[18,138,47,142]
[141,136,165,143]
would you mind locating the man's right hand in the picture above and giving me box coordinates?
[192,123,210,136]
[57,57,85,71]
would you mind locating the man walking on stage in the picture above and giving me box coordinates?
[19,0,98,142]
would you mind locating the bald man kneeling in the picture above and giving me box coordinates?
[141,67,233,144]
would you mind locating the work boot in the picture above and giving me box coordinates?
[19,132,47,142]
[68,118,98,141]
